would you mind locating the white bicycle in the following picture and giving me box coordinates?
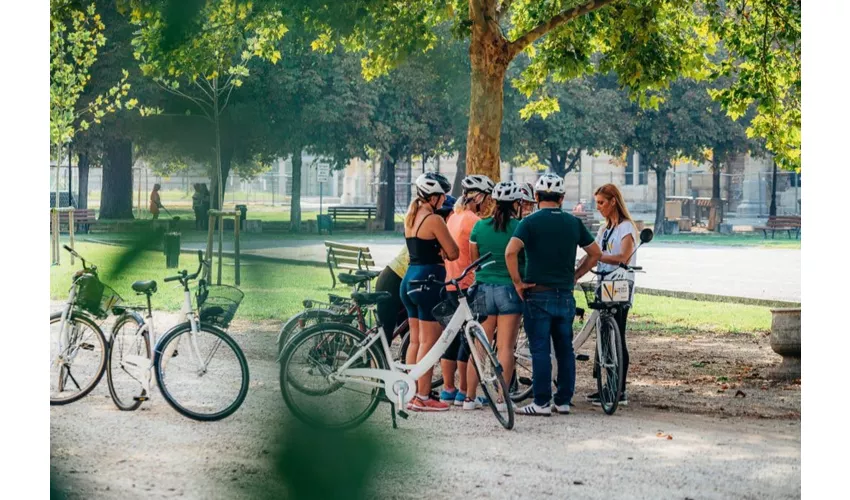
[107,251,250,421]
[50,245,122,405]
[278,252,514,430]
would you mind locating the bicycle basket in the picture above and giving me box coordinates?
[579,280,632,308]
[197,284,244,329]
[74,274,122,318]
[431,296,459,328]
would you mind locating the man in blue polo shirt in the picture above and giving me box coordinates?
[505,173,601,416]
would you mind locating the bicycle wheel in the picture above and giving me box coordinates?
[154,322,249,421]
[277,309,354,355]
[466,322,514,430]
[107,312,150,411]
[399,328,444,390]
[510,324,534,402]
[596,315,624,415]
[280,323,388,430]
[50,311,108,405]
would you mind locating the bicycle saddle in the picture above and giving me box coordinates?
[354,269,381,279]
[351,292,392,306]
[339,273,372,286]
[131,280,158,294]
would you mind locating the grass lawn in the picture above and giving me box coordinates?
[53,242,772,334]
[653,232,800,249]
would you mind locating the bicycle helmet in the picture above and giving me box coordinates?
[415,172,450,198]
[534,173,565,194]
[461,174,495,194]
[519,182,535,203]
[492,181,522,202]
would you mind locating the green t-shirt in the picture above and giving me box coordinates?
[470,217,524,285]
[512,208,595,289]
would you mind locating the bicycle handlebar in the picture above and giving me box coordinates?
[164,251,205,284]
[408,252,493,288]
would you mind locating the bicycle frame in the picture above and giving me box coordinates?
[325,294,480,410]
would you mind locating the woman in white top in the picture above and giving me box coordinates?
[579,183,637,407]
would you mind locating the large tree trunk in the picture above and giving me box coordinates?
[290,147,303,232]
[99,139,134,220]
[466,28,510,181]
[452,145,467,198]
[653,166,668,235]
[77,152,90,210]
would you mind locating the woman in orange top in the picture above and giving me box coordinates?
[438,174,495,406]
[149,184,162,219]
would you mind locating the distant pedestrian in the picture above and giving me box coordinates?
[150,184,162,219]
[200,183,211,230]
[192,183,204,229]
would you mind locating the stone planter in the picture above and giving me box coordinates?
[768,308,801,380]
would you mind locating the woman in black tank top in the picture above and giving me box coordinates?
[399,173,459,412]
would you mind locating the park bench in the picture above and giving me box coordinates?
[573,211,601,235]
[754,215,801,239]
[327,205,377,231]
[49,209,98,234]
[324,241,379,289]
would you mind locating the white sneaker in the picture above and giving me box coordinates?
[495,401,510,412]
[517,402,551,416]
[462,398,482,410]
[552,403,571,414]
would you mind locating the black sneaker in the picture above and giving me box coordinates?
[585,392,600,403]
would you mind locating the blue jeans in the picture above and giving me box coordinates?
[522,289,576,407]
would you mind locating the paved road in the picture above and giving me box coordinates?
[50,308,800,500]
[184,238,800,303]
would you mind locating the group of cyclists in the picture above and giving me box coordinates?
[374,170,641,416]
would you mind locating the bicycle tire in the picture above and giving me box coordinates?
[107,312,150,411]
[398,328,444,390]
[596,314,624,416]
[154,322,249,421]
[50,311,108,405]
[467,322,514,430]
[280,323,388,430]
[510,325,534,402]
[277,309,356,355]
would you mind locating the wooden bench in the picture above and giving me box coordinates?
[324,241,378,288]
[573,211,601,235]
[327,206,377,231]
[754,215,801,239]
[50,209,98,233]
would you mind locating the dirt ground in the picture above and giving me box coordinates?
[50,307,801,499]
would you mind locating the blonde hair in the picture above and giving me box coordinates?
[454,191,495,218]
[594,183,634,227]
[405,198,424,230]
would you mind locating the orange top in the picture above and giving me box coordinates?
[445,209,479,291]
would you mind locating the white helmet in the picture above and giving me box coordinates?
[492,181,522,202]
[461,174,495,194]
[535,173,565,194]
[519,182,535,202]
[415,172,450,198]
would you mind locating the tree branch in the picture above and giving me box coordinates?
[155,80,214,122]
[509,0,619,58]
[564,149,582,174]
[469,0,487,27]
[497,0,514,21]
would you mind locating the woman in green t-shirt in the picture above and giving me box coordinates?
[463,181,525,411]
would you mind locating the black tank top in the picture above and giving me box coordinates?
[406,213,443,265]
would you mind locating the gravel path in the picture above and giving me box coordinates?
[51,308,800,499]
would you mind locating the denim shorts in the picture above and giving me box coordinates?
[478,283,523,316]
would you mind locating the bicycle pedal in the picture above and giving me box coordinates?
[397,410,409,420]
[133,396,149,402]
[80,343,95,351]
[518,376,532,385]
[576,354,590,361]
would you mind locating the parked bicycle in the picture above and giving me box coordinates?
[276,273,444,390]
[50,245,123,405]
[278,252,514,430]
[106,251,250,421]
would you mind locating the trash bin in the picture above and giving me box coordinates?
[317,214,333,235]
[235,204,247,229]
[164,232,181,268]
